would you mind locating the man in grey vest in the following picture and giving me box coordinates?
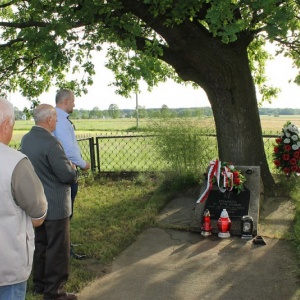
[21,104,78,300]
[0,98,48,300]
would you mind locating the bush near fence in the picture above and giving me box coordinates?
[77,131,279,176]
[11,130,280,177]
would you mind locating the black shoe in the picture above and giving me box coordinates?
[70,247,87,260]
[71,252,87,260]
[33,290,44,296]
[70,243,81,248]
[44,292,78,300]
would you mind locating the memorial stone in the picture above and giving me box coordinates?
[191,166,261,236]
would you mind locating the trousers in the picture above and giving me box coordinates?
[0,281,27,300]
[33,218,70,299]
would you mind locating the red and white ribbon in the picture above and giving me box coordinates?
[223,166,233,191]
[196,159,220,203]
[196,160,233,203]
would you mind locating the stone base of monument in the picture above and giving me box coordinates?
[190,166,262,236]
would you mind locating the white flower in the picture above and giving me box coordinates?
[228,164,234,170]
[288,124,299,134]
[291,134,299,141]
[284,138,291,144]
[298,142,300,147]
[292,144,299,150]
[285,132,291,137]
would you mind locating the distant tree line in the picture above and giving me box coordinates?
[258,107,300,116]
[14,105,300,120]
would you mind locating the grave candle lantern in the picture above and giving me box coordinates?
[217,209,231,238]
[201,209,212,236]
[241,215,253,239]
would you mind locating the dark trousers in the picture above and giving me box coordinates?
[33,218,70,299]
[70,182,78,220]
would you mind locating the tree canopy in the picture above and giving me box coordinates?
[0,0,299,187]
[0,1,298,99]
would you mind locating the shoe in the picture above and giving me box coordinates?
[70,247,87,260]
[44,292,77,300]
[33,290,44,295]
[71,252,87,260]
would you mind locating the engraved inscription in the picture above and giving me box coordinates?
[205,189,250,220]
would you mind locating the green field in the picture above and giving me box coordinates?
[13,115,299,142]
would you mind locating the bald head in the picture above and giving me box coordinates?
[33,104,57,132]
[0,98,15,145]
[0,98,14,126]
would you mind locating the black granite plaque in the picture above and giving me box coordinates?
[204,187,250,220]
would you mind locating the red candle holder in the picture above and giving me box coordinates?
[201,209,212,236]
[217,209,231,238]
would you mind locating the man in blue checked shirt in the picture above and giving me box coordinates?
[53,89,91,260]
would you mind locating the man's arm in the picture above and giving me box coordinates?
[47,139,78,184]
[11,158,48,226]
[54,114,89,169]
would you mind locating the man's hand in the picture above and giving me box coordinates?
[69,160,77,170]
[81,161,91,171]
[32,217,45,227]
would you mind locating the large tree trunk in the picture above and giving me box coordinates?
[164,37,274,187]
[206,49,274,188]
[125,2,275,188]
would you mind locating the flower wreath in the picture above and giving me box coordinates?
[273,121,300,176]
[196,160,246,203]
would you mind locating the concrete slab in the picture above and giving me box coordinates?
[78,228,299,300]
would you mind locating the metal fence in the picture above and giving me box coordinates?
[11,131,278,176]
[76,131,279,176]
[78,133,170,173]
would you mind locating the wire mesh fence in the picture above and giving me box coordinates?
[11,130,279,176]
[76,131,278,175]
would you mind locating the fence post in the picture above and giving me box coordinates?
[89,137,96,172]
[95,137,101,173]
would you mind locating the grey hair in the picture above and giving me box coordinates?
[0,97,14,125]
[33,104,55,124]
[55,89,73,104]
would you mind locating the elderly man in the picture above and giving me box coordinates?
[0,98,47,300]
[20,104,78,300]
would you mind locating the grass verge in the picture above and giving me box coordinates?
[25,172,183,299]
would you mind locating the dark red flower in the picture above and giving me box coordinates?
[232,171,239,178]
[284,145,291,151]
[276,138,282,144]
[291,165,298,172]
[274,146,279,153]
[290,158,297,165]
[293,151,300,158]
[283,167,291,174]
[283,154,290,160]
[233,178,240,185]
[274,159,281,167]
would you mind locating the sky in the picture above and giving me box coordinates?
[8,45,300,111]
